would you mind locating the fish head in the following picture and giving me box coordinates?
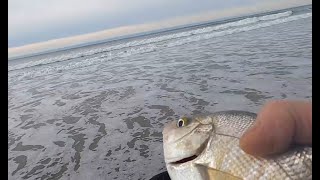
[163,115,214,179]
[162,111,257,180]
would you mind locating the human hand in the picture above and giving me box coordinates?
[240,100,312,157]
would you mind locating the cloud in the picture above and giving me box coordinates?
[8,0,261,46]
[9,0,170,34]
[9,0,311,49]
[9,0,183,47]
[8,0,311,59]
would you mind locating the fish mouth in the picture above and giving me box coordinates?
[170,155,198,164]
[168,139,208,165]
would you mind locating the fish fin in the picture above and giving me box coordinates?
[205,167,242,180]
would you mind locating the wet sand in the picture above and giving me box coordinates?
[8,15,311,180]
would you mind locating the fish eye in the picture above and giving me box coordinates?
[177,117,188,127]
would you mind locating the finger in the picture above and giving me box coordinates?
[239,100,312,157]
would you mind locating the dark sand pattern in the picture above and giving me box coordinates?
[8,13,311,180]
[12,155,27,175]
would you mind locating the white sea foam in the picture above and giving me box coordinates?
[9,44,157,81]
[167,12,311,47]
[8,7,312,179]
[8,11,294,72]
[8,11,311,82]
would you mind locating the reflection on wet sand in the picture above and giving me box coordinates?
[8,15,311,180]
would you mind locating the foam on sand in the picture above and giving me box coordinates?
[8,0,311,59]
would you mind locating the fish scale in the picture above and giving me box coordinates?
[163,111,312,180]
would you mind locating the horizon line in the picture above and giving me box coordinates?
[8,0,311,59]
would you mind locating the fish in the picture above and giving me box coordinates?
[162,111,312,180]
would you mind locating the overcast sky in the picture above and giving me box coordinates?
[8,0,310,48]
[9,0,242,47]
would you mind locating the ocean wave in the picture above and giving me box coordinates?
[8,11,311,82]
[8,11,294,72]
[166,12,311,48]
[8,45,157,82]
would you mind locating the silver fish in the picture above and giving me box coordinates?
[163,111,312,180]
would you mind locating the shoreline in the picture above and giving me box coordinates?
[8,3,311,60]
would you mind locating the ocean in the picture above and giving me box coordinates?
[8,5,312,180]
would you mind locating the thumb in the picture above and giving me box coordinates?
[239,100,312,157]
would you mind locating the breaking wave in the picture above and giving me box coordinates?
[8,10,311,81]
